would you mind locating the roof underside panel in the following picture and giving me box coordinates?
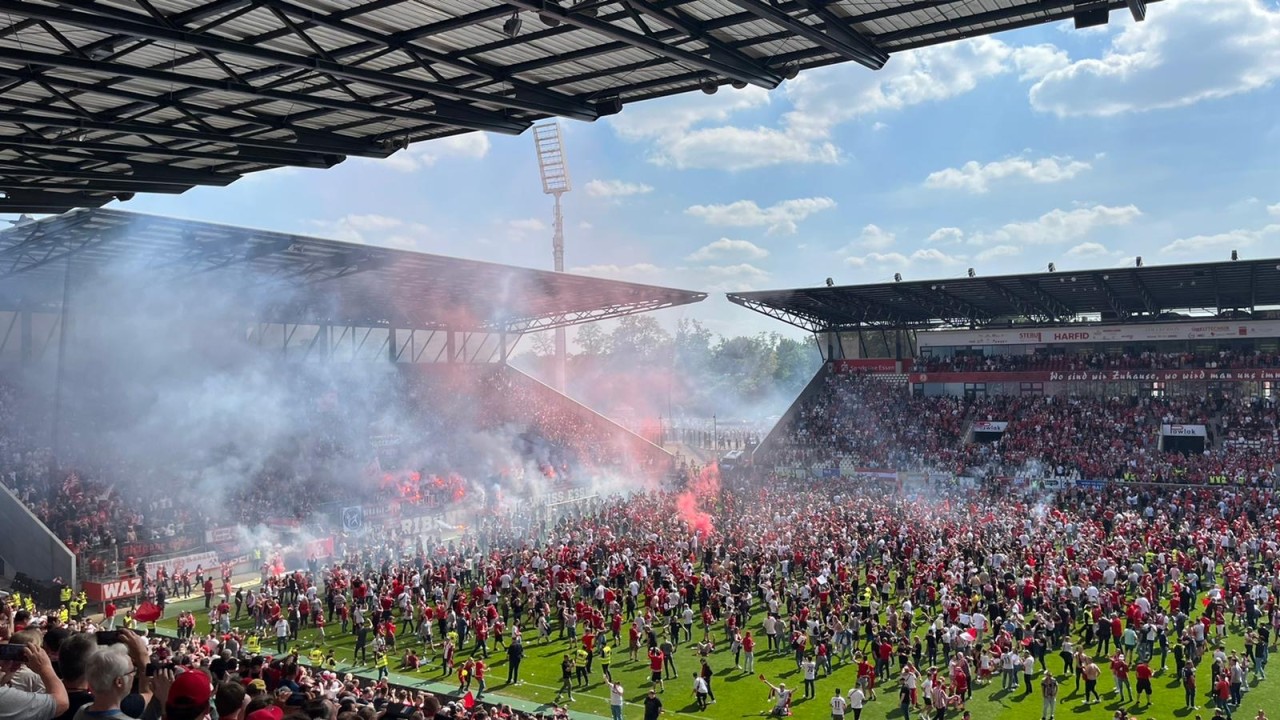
[728,261,1280,331]
[0,0,1159,213]
[0,209,706,332]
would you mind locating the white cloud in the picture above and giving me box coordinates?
[924,155,1092,193]
[1268,203,1280,217]
[976,244,1022,261]
[568,263,663,280]
[845,252,907,268]
[310,214,431,250]
[1030,0,1280,117]
[928,227,965,244]
[507,218,547,232]
[685,197,836,235]
[584,179,654,199]
[855,224,896,250]
[605,36,1083,171]
[1065,241,1122,259]
[651,125,841,171]
[1161,223,1280,255]
[371,133,491,172]
[844,248,963,268]
[968,204,1142,245]
[783,38,1057,139]
[704,263,772,291]
[686,238,769,262]
[608,86,771,141]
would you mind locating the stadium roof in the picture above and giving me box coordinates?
[728,258,1280,332]
[0,208,706,332]
[0,0,1157,214]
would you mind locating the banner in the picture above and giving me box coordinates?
[972,421,1009,432]
[204,527,237,545]
[83,576,144,602]
[1162,424,1207,437]
[832,359,899,373]
[119,534,201,559]
[341,506,364,532]
[909,368,1280,384]
[917,319,1280,348]
[147,551,219,583]
[398,514,452,536]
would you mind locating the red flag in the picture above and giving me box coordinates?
[134,601,162,623]
[462,692,476,710]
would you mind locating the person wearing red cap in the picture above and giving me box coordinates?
[244,707,282,720]
[161,670,212,720]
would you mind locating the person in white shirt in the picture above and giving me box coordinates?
[847,686,865,720]
[608,681,625,720]
[830,688,848,720]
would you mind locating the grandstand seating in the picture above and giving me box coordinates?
[760,351,1280,486]
[0,364,669,569]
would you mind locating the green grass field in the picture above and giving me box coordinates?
[153,590,1279,720]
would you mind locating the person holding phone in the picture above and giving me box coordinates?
[0,642,70,719]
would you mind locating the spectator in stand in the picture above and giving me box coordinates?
[0,642,69,719]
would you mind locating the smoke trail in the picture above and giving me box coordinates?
[676,463,720,538]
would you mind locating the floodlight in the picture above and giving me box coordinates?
[893,273,902,282]
[967,268,976,278]
[1047,262,1056,273]
[503,12,522,38]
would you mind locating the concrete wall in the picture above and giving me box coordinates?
[0,482,76,587]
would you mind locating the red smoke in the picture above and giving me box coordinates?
[676,463,721,539]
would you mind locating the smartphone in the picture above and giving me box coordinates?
[95,630,122,645]
[0,644,25,662]
[146,662,176,677]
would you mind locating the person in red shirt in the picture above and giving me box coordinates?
[104,601,117,630]
[474,657,488,697]
[1134,660,1153,705]
[648,646,666,691]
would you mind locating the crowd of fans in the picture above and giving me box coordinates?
[0,365,668,575]
[766,362,1279,485]
[9,470,1280,720]
[913,349,1280,374]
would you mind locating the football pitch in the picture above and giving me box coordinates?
[153,591,1277,720]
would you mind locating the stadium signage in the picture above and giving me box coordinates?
[82,577,144,602]
[541,486,596,506]
[908,369,1280,383]
[832,359,899,373]
[1162,424,1207,437]
[972,421,1009,432]
[917,319,1280,347]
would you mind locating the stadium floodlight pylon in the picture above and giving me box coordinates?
[533,122,571,393]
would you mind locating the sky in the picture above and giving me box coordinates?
[33,0,1280,342]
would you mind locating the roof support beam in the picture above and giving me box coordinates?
[0,111,384,158]
[890,286,971,327]
[726,295,826,332]
[252,0,598,122]
[1093,273,1129,320]
[0,137,341,169]
[788,0,889,68]
[503,0,783,88]
[613,0,784,82]
[0,0,572,120]
[985,280,1046,322]
[0,162,236,187]
[0,48,529,136]
[719,0,887,69]
[1129,270,1159,316]
[1018,279,1074,322]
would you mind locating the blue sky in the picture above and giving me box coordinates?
[54,0,1280,341]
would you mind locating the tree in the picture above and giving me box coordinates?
[528,332,555,357]
[609,315,672,364]
[773,335,821,395]
[574,323,610,357]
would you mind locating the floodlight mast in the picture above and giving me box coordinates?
[533,122,571,393]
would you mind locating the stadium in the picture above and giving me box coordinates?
[1,1,1279,720]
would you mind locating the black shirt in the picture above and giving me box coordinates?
[644,696,663,720]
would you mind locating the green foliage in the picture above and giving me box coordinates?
[563,319,821,418]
